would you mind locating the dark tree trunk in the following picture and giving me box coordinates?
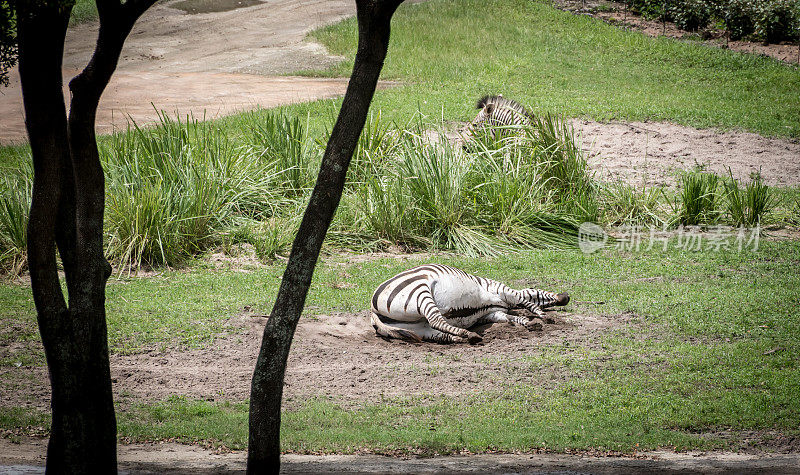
[247,1,404,472]
[17,1,157,471]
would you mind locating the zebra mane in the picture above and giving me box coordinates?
[475,95,532,118]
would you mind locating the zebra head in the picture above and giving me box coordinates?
[461,95,532,147]
[518,288,570,311]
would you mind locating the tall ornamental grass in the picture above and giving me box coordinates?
[103,113,288,270]
[601,181,669,227]
[679,170,720,225]
[0,162,32,276]
[722,170,779,227]
[340,115,597,256]
[8,107,791,274]
[245,112,318,195]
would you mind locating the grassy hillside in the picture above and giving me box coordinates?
[309,0,800,137]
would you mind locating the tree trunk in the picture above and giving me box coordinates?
[17,5,116,472]
[17,1,157,471]
[247,1,404,472]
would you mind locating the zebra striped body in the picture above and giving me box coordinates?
[370,264,569,344]
[462,95,532,144]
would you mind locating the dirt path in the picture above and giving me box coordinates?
[0,0,358,144]
[3,437,800,473]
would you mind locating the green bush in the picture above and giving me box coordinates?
[624,0,800,42]
[753,0,800,44]
[725,0,756,39]
[670,0,713,31]
[624,0,666,19]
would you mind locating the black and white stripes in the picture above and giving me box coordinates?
[370,264,569,344]
[463,95,533,144]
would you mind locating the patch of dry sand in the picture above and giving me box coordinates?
[574,120,800,187]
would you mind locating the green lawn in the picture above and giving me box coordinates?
[3,239,799,452]
[308,0,800,138]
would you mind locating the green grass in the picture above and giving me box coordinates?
[69,0,98,25]
[679,170,720,225]
[2,239,799,452]
[309,0,800,138]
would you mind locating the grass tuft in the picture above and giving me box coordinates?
[0,162,32,277]
[679,169,720,225]
[722,169,779,227]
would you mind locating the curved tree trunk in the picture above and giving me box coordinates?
[247,1,404,472]
[17,1,157,471]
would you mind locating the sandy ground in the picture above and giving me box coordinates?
[3,303,609,411]
[0,0,356,144]
[574,119,800,187]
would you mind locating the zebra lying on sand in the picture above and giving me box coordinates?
[462,95,533,145]
[370,264,569,344]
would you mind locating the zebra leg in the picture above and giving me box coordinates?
[419,287,482,343]
[479,310,543,331]
[479,311,511,324]
[414,326,465,344]
[500,311,542,330]
[530,306,546,319]
[427,312,482,344]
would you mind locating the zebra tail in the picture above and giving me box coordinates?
[370,311,423,343]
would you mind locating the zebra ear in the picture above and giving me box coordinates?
[484,103,495,115]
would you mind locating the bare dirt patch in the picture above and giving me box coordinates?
[116,307,617,408]
[573,119,800,187]
[1,307,620,412]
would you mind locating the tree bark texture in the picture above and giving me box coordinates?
[17,1,156,472]
[247,1,405,472]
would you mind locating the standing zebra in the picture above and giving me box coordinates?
[370,264,569,344]
[462,95,533,145]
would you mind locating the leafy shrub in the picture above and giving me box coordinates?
[725,0,756,40]
[669,0,713,31]
[752,0,800,44]
[624,0,800,42]
[624,0,666,19]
